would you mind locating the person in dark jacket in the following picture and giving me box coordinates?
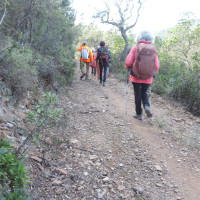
[96,41,111,86]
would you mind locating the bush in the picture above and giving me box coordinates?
[0,47,37,100]
[0,137,30,200]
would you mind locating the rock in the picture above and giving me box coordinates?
[96,189,105,199]
[89,155,98,160]
[0,118,3,123]
[84,172,88,176]
[196,119,200,123]
[54,168,68,175]
[155,183,162,187]
[7,122,14,128]
[119,163,124,167]
[30,156,42,163]
[102,177,110,183]
[52,180,62,185]
[154,165,162,172]
[117,184,125,191]
[173,118,185,122]
[133,186,144,194]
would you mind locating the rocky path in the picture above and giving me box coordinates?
[28,62,200,200]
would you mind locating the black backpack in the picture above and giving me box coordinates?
[98,47,108,66]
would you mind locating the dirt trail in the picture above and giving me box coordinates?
[29,62,200,200]
[67,62,200,200]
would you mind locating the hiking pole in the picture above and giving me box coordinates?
[125,69,130,115]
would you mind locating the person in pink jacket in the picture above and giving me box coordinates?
[125,30,160,120]
[89,48,97,76]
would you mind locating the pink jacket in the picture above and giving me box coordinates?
[89,52,97,68]
[125,41,160,84]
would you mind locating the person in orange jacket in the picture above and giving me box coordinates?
[78,42,93,80]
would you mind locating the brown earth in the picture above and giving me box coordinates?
[2,61,200,200]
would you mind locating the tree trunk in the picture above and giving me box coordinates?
[120,29,129,61]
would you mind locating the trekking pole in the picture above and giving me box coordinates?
[125,69,130,115]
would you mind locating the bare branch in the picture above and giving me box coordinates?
[125,0,142,31]
[0,3,7,26]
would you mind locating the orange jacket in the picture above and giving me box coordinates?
[78,45,93,63]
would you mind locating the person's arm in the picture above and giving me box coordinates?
[155,52,160,71]
[89,48,93,62]
[96,49,100,61]
[108,50,111,62]
[125,45,137,69]
[78,45,82,52]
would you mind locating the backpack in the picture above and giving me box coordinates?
[132,43,157,80]
[99,47,108,66]
[81,47,89,59]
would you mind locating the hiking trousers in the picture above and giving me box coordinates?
[80,61,89,78]
[132,82,150,115]
[99,63,108,83]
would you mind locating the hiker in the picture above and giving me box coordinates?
[96,41,111,86]
[95,46,100,80]
[105,44,111,76]
[78,42,93,80]
[125,30,160,120]
[89,48,97,76]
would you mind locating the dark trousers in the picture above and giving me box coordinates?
[132,82,150,115]
[99,63,108,83]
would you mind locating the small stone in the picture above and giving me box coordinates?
[155,183,162,187]
[133,186,144,194]
[7,122,14,128]
[96,189,104,199]
[84,172,88,176]
[52,180,62,185]
[54,168,68,175]
[154,165,162,171]
[89,155,98,160]
[102,177,110,183]
[117,185,125,191]
[30,156,42,163]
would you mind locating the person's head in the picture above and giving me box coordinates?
[82,42,87,46]
[136,31,154,43]
[105,44,109,49]
[100,41,105,47]
[92,48,95,53]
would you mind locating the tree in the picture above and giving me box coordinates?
[163,12,200,68]
[94,0,143,60]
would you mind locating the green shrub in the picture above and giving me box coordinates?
[0,137,30,200]
[0,47,37,100]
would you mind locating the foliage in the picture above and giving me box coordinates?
[16,92,62,154]
[0,137,30,200]
[0,0,76,101]
[153,12,200,116]
[27,92,62,130]
[0,46,37,99]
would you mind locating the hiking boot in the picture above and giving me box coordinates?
[99,80,102,84]
[103,82,106,86]
[133,114,142,120]
[145,105,152,117]
[80,73,86,80]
